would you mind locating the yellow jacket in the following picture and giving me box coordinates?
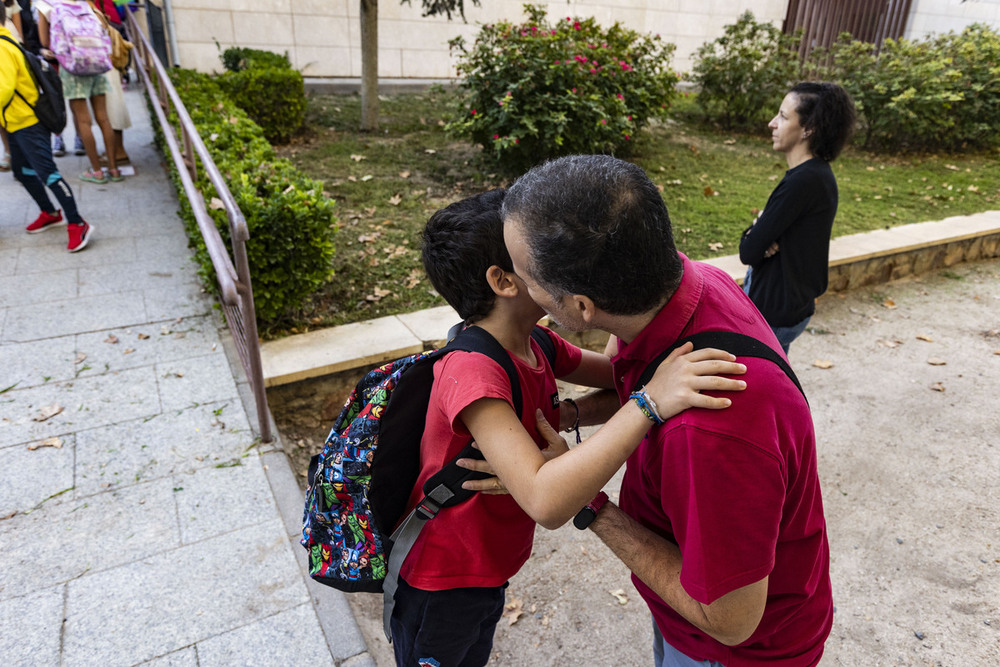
[0,26,40,132]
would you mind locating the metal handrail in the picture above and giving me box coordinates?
[124,8,273,443]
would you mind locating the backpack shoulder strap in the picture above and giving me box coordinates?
[632,330,806,401]
[530,325,558,369]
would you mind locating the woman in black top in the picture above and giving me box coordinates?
[739,82,856,354]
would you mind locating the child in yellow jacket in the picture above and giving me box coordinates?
[1,7,93,252]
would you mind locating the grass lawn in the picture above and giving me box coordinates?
[268,90,1000,338]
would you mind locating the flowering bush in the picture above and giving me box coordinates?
[448,4,679,173]
[691,11,800,130]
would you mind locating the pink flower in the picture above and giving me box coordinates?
[493,134,499,139]
[572,87,578,93]
[531,26,537,32]
[590,68,597,74]
[554,60,561,65]
[514,138,519,144]
[627,115,632,121]
[625,134,630,140]
[471,109,477,115]
[551,30,556,35]
[574,22,581,30]
[616,93,624,99]
[600,119,607,125]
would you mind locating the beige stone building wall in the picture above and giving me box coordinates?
[168,0,787,78]
[905,0,1000,40]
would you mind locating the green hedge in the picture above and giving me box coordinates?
[220,46,291,73]
[165,69,337,325]
[690,11,801,131]
[218,67,307,144]
[825,24,1000,151]
[215,47,305,145]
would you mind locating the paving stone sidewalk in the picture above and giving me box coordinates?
[0,84,370,666]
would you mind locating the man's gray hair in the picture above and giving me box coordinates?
[503,154,683,316]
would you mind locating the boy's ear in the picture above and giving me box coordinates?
[485,265,517,297]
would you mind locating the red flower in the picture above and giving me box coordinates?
[471,109,477,115]
[493,134,500,139]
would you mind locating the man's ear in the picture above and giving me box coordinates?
[485,265,517,297]
[569,294,598,324]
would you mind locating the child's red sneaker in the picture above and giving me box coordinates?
[26,209,65,234]
[67,222,94,253]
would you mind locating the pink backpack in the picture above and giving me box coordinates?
[49,1,112,76]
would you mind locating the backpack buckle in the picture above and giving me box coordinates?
[415,497,442,520]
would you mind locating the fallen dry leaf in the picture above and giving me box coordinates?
[33,404,64,422]
[916,334,934,342]
[399,170,411,179]
[723,138,736,145]
[878,339,902,349]
[137,333,150,340]
[703,186,716,197]
[708,242,725,251]
[425,148,437,154]
[882,299,897,309]
[813,360,834,369]
[347,176,357,182]
[123,348,135,355]
[610,589,629,605]
[209,197,225,210]
[930,382,946,392]
[74,352,87,364]
[350,154,366,162]
[104,334,119,344]
[503,598,524,626]
[927,358,947,366]
[388,194,402,206]
[360,175,373,182]
[27,436,63,450]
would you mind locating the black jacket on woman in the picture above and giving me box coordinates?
[739,157,838,327]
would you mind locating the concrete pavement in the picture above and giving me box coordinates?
[0,84,371,666]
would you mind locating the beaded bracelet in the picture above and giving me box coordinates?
[630,388,664,425]
[562,398,582,444]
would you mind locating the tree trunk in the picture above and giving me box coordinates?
[360,0,378,131]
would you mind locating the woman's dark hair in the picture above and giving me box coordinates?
[421,188,509,324]
[791,81,857,162]
[503,155,682,316]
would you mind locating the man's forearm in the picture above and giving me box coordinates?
[575,388,621,427]
[589,503,765,646]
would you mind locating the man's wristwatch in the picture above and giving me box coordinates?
[573,491,609,530]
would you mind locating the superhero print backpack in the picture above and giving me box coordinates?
[301,325,556,594]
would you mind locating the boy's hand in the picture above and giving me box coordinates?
[643,343,747,418]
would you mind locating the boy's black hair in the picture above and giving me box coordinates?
[790,81,856,162]
[421,189,509,324]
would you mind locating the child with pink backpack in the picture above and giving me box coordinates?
[39,0,120,182]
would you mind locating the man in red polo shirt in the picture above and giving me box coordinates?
[502,155,832,666]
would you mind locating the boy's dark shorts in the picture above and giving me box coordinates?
[390,576,507,667]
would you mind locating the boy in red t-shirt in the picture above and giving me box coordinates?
[390,189,747,666]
